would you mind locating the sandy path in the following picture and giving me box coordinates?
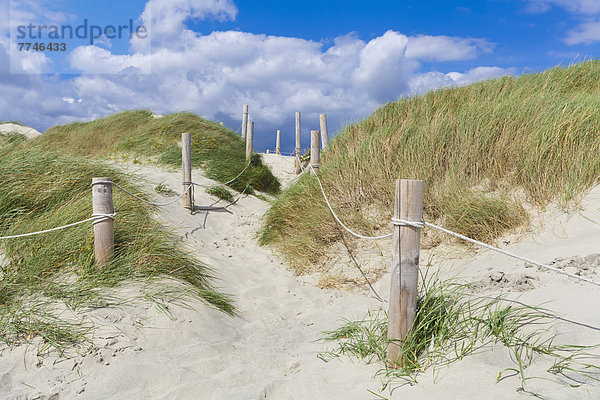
[2,157,600,399]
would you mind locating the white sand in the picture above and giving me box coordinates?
[261,153,298,190]
[0,123,42,139]
[2,156,600,399]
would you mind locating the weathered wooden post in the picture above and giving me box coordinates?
[246,121,254,160]
[182,132,193,210]
[387,179,423,367]
[276,129,281,155]
[319,113,329,149]
[241,105,249,139]
[295,112,301,174]
[92,177,114,267]
[310,130,320,175]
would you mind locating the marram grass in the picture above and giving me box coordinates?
[261,61,600,272]
[0,144,234,354]
[319,275,600,396]
[34,110,280,195]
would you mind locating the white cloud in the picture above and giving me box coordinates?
[0,0,511,149]
[353,31,415,102]
[135,0,238,50]
[406,35,493,61]
[65,28,500,119]
[69,46,151,74]
[526,1,600,45]
[409,66,515,95]
[565,20,600,44]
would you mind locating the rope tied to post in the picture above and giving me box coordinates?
[392,216,600,288]
[311,166,393,240]
[311,171,600,288]
[0,212,117,240]
[91,212,116,225]
[391,218,424,229]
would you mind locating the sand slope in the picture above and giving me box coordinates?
[0,123,42,139]
[1,157,600,399]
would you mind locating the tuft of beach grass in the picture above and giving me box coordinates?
[260,61,600,274]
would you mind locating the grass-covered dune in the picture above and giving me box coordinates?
[34,110,280,195]
[0,142,234,352]
[261,61,600,272]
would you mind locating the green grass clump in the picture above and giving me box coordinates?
[320,276,600,395]
[0,144,234,353]
[34,110,280,195]
[261,61,600,272]
[206,186,234,202]
[0,132,27,147]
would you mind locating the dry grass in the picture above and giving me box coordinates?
[261,61,600,273]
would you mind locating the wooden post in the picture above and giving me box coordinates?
[276,129,281,155]
[92,177,114,267]
[310,130,320,175]
[241,105,249,138]
[387,179,423,367]
[246,121,254,160]
[182,132,193,210]
[319,113,329,149]
[295,112,301,174]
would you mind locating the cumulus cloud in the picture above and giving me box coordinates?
[0,0,513,151]
[135,0,238,50]
[406,35,493,61]
[353,31,415,102]
[62,28,505,131]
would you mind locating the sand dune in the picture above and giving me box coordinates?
[2,157,600,399]
[0,123,42,139]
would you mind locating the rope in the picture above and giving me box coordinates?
[225,184,252,208]
[310,169,600,287]
[391,218,424,229]
[191,161,253,189]
[94,161,251,210]
[338,227,387,303]
[420,220,600,288]
[311,166,393,240]
[296,154,307,172]
[0,213,115,240]
[99,181,192,207]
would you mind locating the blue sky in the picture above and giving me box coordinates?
[1,0,600,152]
[205,0,597,70]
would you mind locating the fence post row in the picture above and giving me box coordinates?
[246,121,254,160]
[92,177,115,268]
[319,114,329,149]
[276,129,281,155]
[182,132,193,210]
[242,105,249,139]
[310,130,320,175]
[295,112,301,174]
[387,179,423,367]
